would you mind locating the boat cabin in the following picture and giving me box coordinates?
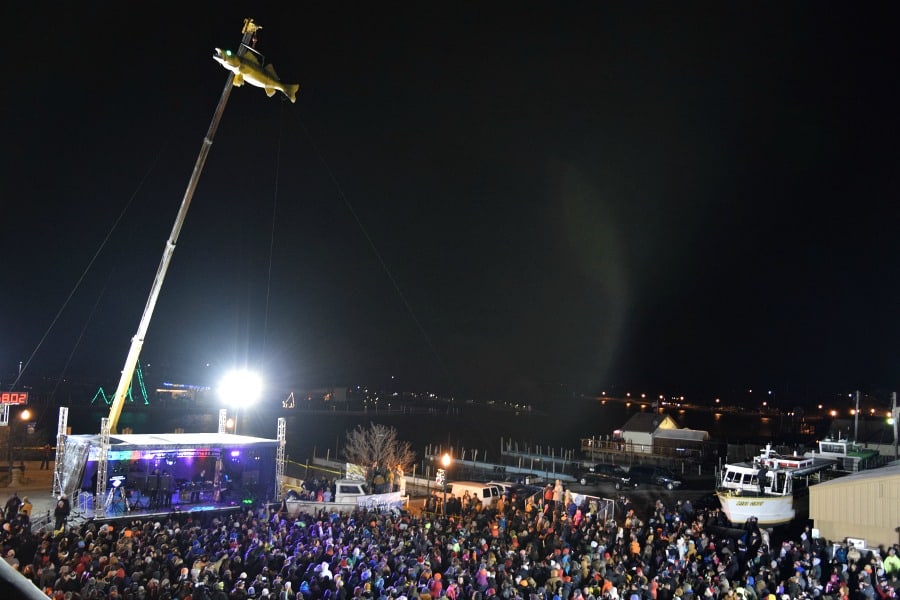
[806,437,882,472]
[719,444,835,497]
[720,462,793,496]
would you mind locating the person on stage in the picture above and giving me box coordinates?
[190,469,207,503]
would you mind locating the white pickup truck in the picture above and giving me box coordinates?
[283,478,407,516]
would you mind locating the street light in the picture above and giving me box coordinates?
[5,408,32,483]
[441,452,451,515]
[218,369,263,435]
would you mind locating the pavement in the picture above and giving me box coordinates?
[1,464,719,529]
[0,460,59,529]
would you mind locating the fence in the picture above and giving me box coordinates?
[30,510,53,533]
[579,438,706,464]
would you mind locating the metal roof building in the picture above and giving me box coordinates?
[809,461,900,549]
[615,413,680,453]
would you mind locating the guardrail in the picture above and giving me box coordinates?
[30,510,53,533]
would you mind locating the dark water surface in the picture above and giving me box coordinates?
[66,399,811,465]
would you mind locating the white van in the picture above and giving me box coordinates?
[446,481,503,507]
[486,481,516,497]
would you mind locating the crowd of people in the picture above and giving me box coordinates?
[1,479,899,600]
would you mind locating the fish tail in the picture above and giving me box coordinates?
[284,83,299,103]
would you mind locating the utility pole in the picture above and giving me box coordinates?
[892,392,898,459]
[854,390,860,441]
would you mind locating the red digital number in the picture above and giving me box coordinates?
[0,392,28,405]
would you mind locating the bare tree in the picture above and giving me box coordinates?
[343,423,415,485]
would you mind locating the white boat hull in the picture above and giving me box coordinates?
[716,491,795,526]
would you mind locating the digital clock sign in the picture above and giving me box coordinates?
[0,392,28,405]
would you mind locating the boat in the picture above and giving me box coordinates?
[716,444,835,526]
[803,435,883,473]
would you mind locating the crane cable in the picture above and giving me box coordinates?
[286,108,450,379]
[261,101,286,355]
[10,141,170,394]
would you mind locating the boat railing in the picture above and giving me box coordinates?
[717,465,793,497]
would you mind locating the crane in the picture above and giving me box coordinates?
[105,18,295,434]
[81,19,297,518]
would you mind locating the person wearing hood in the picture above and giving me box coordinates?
[54,493,70,531]
[319,561,334,580]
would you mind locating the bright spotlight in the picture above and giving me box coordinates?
[218,369,263,407]
[218,370,263,435]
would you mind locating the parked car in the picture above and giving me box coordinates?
[515,473,547,486]
[487,481,541,500]
[627,465,682,490]
[575,463,633,489]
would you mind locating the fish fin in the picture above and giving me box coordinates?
[266,87,276,97]
[233,73,244,87]
[243,52,261,65]
[265,63,280,79]
[284,83,299,103]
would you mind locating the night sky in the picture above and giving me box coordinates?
[3,4,900,406]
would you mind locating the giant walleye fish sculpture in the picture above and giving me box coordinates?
[214,48,299,103]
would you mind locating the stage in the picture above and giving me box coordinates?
[58,432,280,523]
[72,494,247,526]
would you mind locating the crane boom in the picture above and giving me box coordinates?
[105,18,262,434]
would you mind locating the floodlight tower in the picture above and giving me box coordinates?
[218,369,263,435]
